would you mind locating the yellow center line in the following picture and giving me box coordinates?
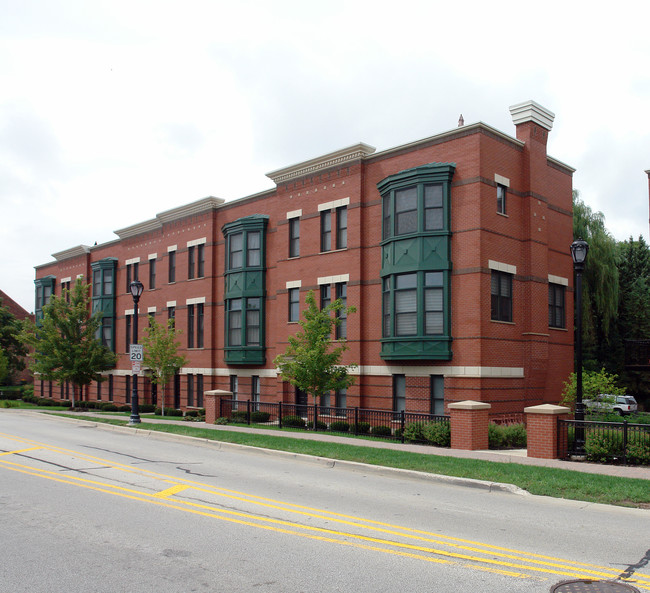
[0,446,43,456]
[154,484,190,498]
[1,432,648,588]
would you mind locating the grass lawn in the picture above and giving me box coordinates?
[41,411,650,509]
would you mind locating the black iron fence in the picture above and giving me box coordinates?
[218,399,450,444]
[559,418,650,464]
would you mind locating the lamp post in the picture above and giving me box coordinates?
[129,280,144,425]
[570,238,589,456]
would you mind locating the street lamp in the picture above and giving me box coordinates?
[129,280,144,425]
[570,238,589,455]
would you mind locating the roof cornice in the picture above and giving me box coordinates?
[52,245,91,262]
[266,143,376,184]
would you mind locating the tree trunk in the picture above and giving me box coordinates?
[71,384,77,409]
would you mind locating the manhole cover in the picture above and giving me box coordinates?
[551,580,640,593]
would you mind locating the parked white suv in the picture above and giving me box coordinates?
[584,394,638,415]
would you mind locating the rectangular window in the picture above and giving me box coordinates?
[126,264,132,292]
[108,375,113,401]
[196,374,203,408]
[335,282,347,339]
[394,187,418,235]
[197,303,204,348]
[393,374,406,413]
[228,299,242,346]
[252,375,260,411]
[288,288,300,322]
[187,304,195,348]
[125,314,132,352]
[229,233,243,269]
[382,195,391,240]
[247,231,261,267]
[335,388,347,411]
[336,206,347,249]
[497,184,507,215]
[246,298,260,346]
[188,246,196,280]
[197,244,205,278]
[320,284,331,310]
[424,272,444,335]
[491,270,513,322]
[149,258,156,289]
[289,218,300,258]
[187,374,194,407]
[394,273,418,336]
[230,375,238,410]
[168,251,176,283]
[424,184,443,230]
[320,211,331,252]
[97,379,102,401]
[101,318,112,347]
[549,284,565,328]
[168,306,175,326]
[93,270,101,297]
[430,375,444,415]
[103,269,113,296]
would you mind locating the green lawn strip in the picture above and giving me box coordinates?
[47,413,650,508]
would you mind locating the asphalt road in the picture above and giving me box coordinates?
[1,411,649,593]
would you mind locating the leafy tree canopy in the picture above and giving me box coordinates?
[141,318,186,415]
[274,290,357,403]
[0,299,28,383]
[560,368,625,408]
[20,278,116,407]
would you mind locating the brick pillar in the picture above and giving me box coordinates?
[525,404,571,459]
[448,401,491,450]
[204,390,233,424]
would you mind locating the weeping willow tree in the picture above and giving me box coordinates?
[572,190,619,370]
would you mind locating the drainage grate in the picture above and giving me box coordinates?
[551,580,640,593]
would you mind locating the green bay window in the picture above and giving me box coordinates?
[91,258,117,352]
[222,215,268,365]
[378,163,455,360]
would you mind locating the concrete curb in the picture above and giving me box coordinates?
[49,413,531,496]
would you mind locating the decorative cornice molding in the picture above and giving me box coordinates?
[266,143,376,184]
[52,245,91,261]
[115,196,226,239]
[509,100,555,131]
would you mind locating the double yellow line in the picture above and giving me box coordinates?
[1,431,648,588]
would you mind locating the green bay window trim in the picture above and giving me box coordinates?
[378,163,455,361]
[35,276,56,321]
[91,258,117,351]
[222,215,269,365]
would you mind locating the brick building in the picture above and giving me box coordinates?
[33,100,575,415]
[0,289,33,385]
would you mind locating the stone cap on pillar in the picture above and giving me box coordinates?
[204,390,233,397]
[448,401,491,410]
[524,404,570,415]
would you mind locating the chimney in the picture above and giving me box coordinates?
[509,100,555,148]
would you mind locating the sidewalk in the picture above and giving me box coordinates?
[63,411,650,482]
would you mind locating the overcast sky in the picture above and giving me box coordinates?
[2,0,649,312]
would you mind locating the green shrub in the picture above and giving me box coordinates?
[215,417,229,425]
[0,400,18,408]
[0,389,22,400]
[118,405,131,412]
[488,423,527,449]
[231,411,249,423]
[139,404,156,413]
[351,422,370,434]
[21,395,37,404]
[371,425,392,437]
[101,403,118,412]
[282,415,306,428]
[310,420,327,430]
[60,400,72,408]
[185,410,200,418]
[21,385,34,399]
[422,422,451,447]
[250,411,271,423]
[155,407,183,416]
[627,439,650,465]
[403,422,425,443]
[585,431,624,463]
[37,398,53,406]
[330,421,350,433]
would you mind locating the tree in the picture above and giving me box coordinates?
[274,291,357,415]
[572,190,619,370]
[0,348,9,385]
[140,318,187,416]
[20,278,116,408]
[560,368,625,409]
[0,299,29,384]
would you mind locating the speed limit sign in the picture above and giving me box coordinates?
[130,344,143,372]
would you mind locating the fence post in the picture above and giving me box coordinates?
[279,401,283,428]
[354,407,359,435]
[314,403,319,431]
[623,419,628,465]
[247,400,251,425]
[448,401,491,450]
[525,404,571,459]
[203,390,233,424]
[400,410,405,443]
